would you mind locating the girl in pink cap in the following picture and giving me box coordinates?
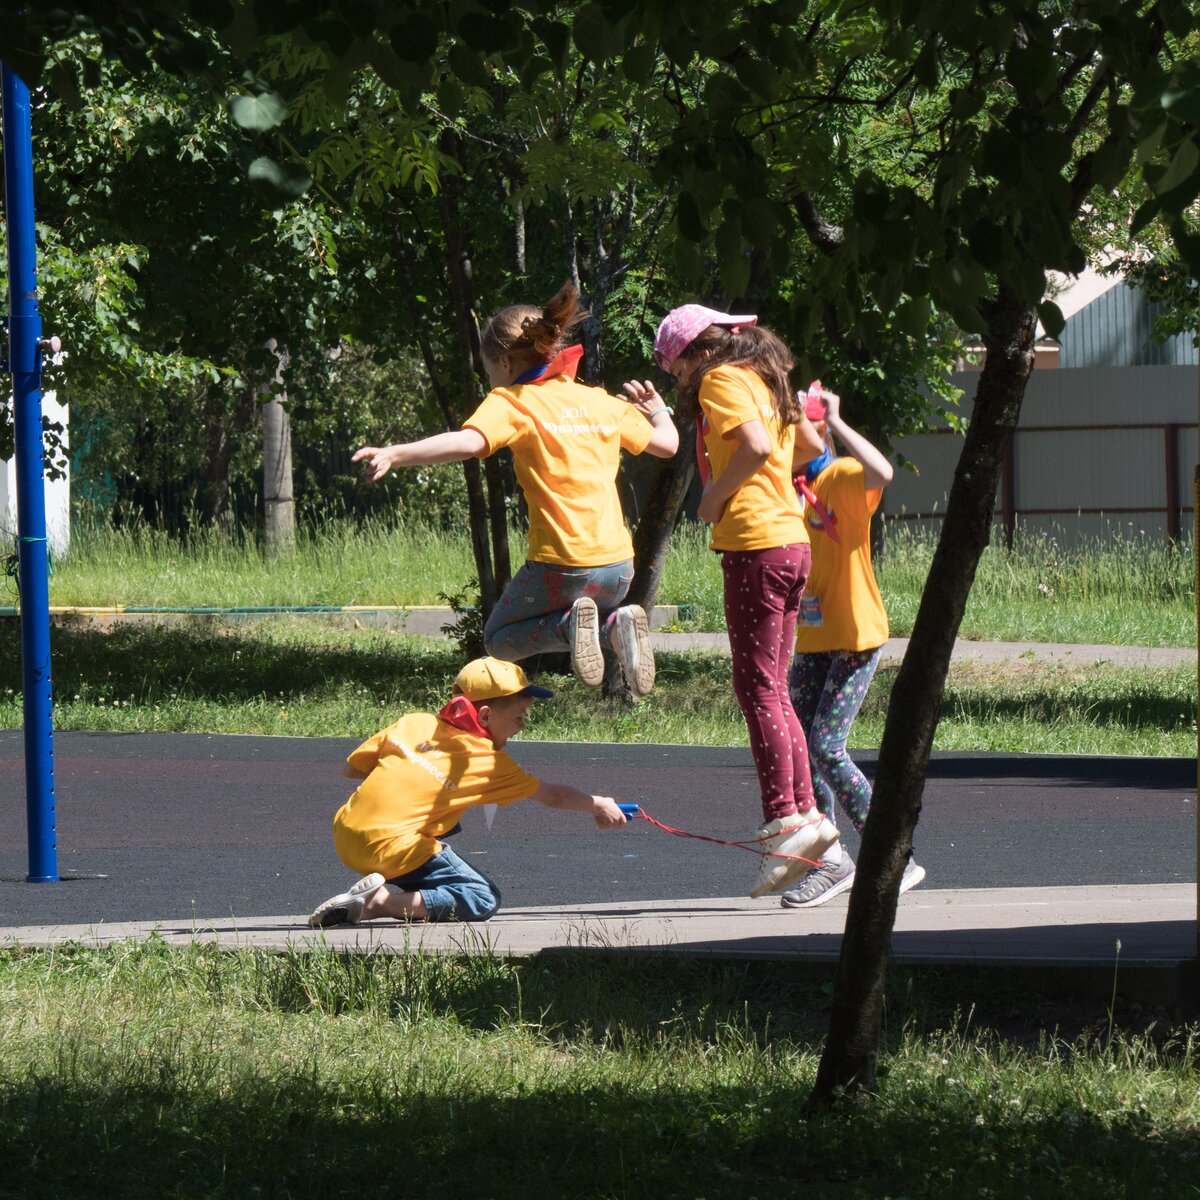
[355,281,679,697]
[653,304,838,897]
[781,385,924,908]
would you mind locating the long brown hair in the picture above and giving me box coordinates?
[674,324,801,425]
[480,281,588,372]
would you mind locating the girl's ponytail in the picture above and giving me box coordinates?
[482,280,587,366]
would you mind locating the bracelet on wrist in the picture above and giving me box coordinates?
[649,406,672,421]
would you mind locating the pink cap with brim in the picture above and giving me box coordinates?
[653,305,757,370]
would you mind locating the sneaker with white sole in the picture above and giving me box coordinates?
[900,859,926,895]
[567,597,604,686]
[611,604,655,697]
[749,812,840,898]
[780,852,856,908]
[307,871,385,928]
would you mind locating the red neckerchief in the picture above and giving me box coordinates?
[794,474,840,543]
[518,343,584,385]
[438,696,493,742]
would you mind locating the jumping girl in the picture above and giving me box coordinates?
[782,385,925,907]
[354,282,679,697]
[653,304,839,898]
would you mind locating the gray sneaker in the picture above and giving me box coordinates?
[307,872,384,928]
[900,859,926,895]
[567,597,604,686]
[611,604,655,697]
[780,853,856,909]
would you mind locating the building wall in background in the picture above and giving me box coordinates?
[885,365,1197,545]
[0,391,70,559]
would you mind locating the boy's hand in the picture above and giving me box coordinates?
[592,795,627,829]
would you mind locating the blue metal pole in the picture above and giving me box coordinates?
[2,63,58,883]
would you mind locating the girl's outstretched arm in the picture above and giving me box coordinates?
[352,428,488,481]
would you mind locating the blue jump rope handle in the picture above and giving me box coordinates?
[618,803,641,822]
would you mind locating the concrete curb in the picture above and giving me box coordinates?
[10,604,1192,667]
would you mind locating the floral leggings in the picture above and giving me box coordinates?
[483,558,634,662]
[788,647,882,833]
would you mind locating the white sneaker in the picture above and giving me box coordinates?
[307,872,384,928]
[611,604,655,697]
[749,813,840,898]
[567,597,604,686]
[899,860,926,895]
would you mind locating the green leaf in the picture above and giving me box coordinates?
[457,11,518,53]
[676,192,708,242]
[1006,40,1054,99]
[389,12,440,64]
[1160,78,1200,128]
[573,3,628,61]
[1037,300,1065,339]
[739,197,778,247]
[621,43,656,84]
[1089,140,1132,190]
[230,92,287,132]
[716,219,750,298]
[670,232,703,288]
[247,156,312,201]
[1152,136,1199,198]
[447,42,492,88]
[734,54,780,99]
[536,19,571,72]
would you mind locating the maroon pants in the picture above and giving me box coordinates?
[722,543,815,823]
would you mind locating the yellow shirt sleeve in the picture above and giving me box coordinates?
[463,390,525,454]
[699,366,808,552]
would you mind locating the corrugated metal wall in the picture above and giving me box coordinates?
[1058,283,1198,368]
[885,365,1198,545]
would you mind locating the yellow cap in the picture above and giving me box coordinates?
[452,657,555,702]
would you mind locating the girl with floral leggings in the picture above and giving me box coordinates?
[783,386,925,908]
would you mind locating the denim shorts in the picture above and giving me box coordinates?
[387,844,501,922]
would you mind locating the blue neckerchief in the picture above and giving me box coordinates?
[804,448,834,483]
[512,362,549,385]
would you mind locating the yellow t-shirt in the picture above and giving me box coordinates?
[698,365,809,552]
[794,457,889,653]
[332,712,540,879]
[466,376,653,567]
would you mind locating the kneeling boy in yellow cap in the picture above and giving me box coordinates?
[307,657,628,928]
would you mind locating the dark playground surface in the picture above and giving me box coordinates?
[1,731,1194,927]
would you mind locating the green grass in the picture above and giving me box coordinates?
[21,516,1195,647]
[0,622,1192,756]
[0,941,1196,1199]
[878,524,1195,648]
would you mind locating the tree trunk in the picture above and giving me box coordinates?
[261,341,294,558]
[602,439,697,698]
[440,156,512,608]
[809,285,1037,1105]
[202,385,255,530]
[627,439,696,613]
[392,216,499,613]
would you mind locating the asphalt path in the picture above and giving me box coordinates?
[0,731,1194,928]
